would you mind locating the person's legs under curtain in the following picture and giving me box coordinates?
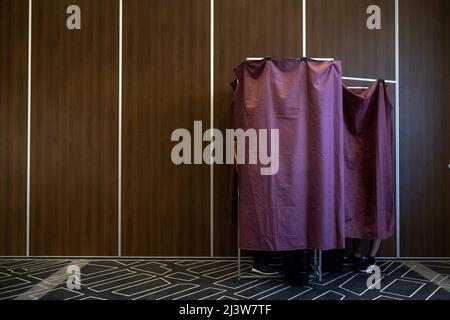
[346,239,381,273]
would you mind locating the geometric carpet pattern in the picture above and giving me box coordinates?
[1,259,450,300]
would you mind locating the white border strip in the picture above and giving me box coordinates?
[26,0,33,257]
[302,0,306,57]
[118,0,123,256]
[395,0,401,258]
[210,0,214,257]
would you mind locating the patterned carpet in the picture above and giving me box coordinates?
[0,259,449,300]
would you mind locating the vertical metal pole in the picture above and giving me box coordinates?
[210,0,215,258]
[319,250,322,281]
[302,0,307,57]
[237,248,241,280]
[117,0,123,257]
[26,0,33,257]
[395,0,401,259]
[237,187,241,280]
[314,250,317,279]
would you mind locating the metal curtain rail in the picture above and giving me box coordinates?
[245,58,397,84]
[246,57,334,61]
[343,76,397,84]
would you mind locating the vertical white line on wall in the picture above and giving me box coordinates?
[302,0,306,57]
[395,0,400,258]
[118,0,123,257]
[210,0,215,258]
[26,0,32,257]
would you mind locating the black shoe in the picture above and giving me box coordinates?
[251,265,281,276]
[343,254,358,266]
[355,256,376,273]
[251,263,282,276]
[267,256,284,267]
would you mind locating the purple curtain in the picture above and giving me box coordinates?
[232,59,345,251]
[343,81,395,240]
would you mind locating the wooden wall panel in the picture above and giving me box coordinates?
[307,0,395,80]
[214,0,303,256]
[400,0,450,257]
[308,0,397,257]
[0,0,447,258]
[0,0,28,256]
[122,0,210,256]
[30,0,118,256]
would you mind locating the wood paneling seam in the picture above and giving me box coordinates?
[395,0,401,258]
[210,0,215,258]
[26,0,32,257]
[118,0,123,257]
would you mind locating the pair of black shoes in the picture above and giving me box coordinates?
[251,251,311,287]
[344,255,376,273]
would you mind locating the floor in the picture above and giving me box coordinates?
[0,259,449,300]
